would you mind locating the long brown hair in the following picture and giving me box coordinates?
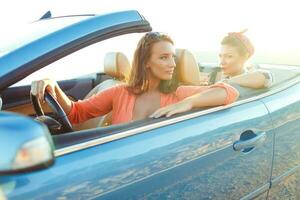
[127,32,178,94]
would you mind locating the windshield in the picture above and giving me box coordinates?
[0,16,92,57]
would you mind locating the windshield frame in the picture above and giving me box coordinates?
[0,10,151,92]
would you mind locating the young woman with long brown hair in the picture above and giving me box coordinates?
[31,32,239,125]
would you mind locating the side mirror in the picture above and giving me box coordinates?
[0,96,2,110]
[0,112,55,175]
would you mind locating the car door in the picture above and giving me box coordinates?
[0,100,273,200]
[260,80,300,199]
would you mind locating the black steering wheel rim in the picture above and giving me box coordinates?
[30,91,73,132]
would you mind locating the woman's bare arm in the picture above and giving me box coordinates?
[150,86,238,118]
[228,70,273,89]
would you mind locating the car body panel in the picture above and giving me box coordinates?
[1,100,273,199]
[261,81,300,199]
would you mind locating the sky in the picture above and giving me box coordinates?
[1,0,300,66]
[1,0,300,51]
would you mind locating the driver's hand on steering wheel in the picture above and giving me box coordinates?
[31,78,58,103]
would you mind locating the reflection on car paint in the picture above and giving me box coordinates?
[262,83,300,199]
[0,187,7,200]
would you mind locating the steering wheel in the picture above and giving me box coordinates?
[30,90,73,132]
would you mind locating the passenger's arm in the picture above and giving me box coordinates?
[150,83,239,118]
[31,79,73,114]
[228,70,273,89]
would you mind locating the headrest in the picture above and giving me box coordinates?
[176,49,201,85]
[104,52,131,80]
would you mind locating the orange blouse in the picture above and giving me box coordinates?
[68,82,238,125]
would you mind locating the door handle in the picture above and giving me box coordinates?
[233,132,267,152]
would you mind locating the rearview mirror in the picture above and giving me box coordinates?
[199,63,222,84]
[0,112,55,174]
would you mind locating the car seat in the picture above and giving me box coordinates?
[73,52,131,130]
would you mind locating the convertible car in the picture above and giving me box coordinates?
[1,10,300,200]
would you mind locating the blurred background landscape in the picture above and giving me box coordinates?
[194,51,300,66]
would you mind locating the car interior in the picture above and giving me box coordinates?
[1,47,203,136]
[73,51,131,131]
[52,48,206,148]
[2,42,300,140]
[69,48,203,132]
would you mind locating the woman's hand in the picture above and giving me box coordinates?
[150,99,193,118]
[31,78,73,114]
[31,78,58,103]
